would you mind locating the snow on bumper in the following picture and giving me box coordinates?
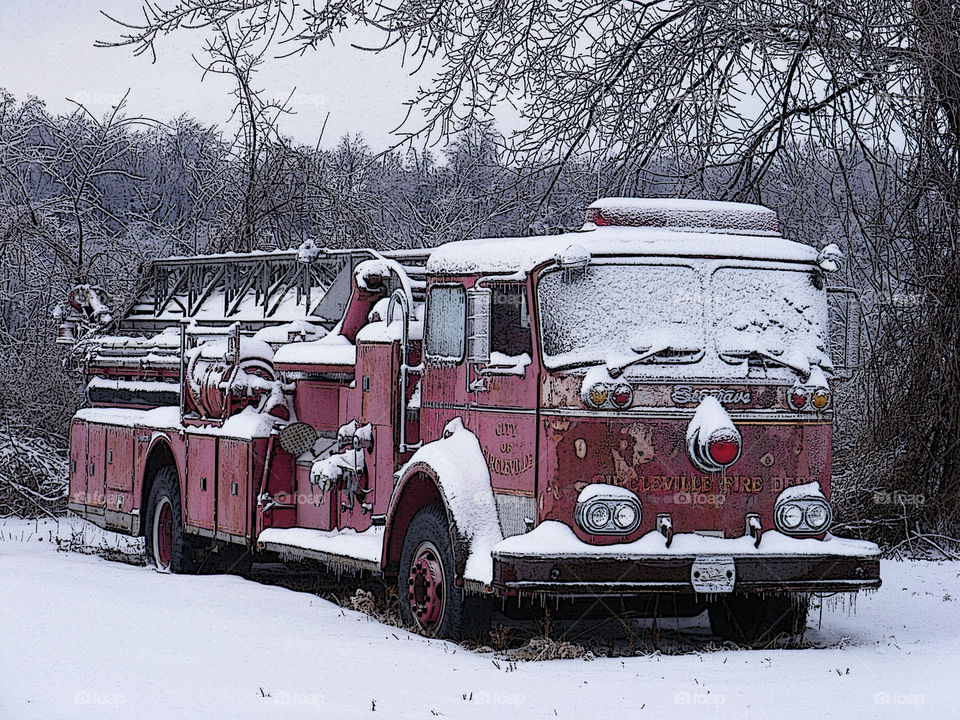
[491,521,881,595]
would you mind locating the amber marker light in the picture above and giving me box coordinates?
[588,385,609,407]
[811,388,830,409]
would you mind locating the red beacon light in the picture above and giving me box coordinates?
[584,207,609,226]
[707,432,741,466]
[686,397,743,473]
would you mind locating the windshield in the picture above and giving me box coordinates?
[537,261,829,378]
[538,264,704,370]
[711,267,830,374]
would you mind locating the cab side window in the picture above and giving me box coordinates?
[425,284,466,362]
[491,284,532,357]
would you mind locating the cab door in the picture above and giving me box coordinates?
[463,284,539,526]
[419,280,539,538]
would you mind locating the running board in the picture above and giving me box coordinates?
[256,526,384,573]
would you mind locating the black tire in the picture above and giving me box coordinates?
[708,594,808,647]
[397,505,492,641]
[144,466,193,573]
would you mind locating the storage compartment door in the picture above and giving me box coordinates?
[217,439,249,538]
[68,421,88,506]
[185,434,217,531]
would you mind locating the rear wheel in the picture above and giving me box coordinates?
[145,466,193,573]
[708,594,808,647]
[398,505,491,641]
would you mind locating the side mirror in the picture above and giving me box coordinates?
[818,243,843,273]
[465,286,492,365]
[827,287,861,379]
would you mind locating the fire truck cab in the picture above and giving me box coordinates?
[67,198,880,644]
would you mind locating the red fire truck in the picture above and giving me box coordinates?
[65,198,880,644]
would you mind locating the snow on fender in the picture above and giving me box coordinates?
[392,418,503,586]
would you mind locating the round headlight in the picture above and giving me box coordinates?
[805,503,830,529]
[779,503,803,529]
[587,503,611,530]
[613,503,638,529]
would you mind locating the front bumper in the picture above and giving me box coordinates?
[490,523,881,596]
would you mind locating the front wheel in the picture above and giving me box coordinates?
[708,594,808,647]
[397,505,491,641]
[145,466,193,573]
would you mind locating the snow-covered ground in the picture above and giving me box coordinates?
[1,518,956,720]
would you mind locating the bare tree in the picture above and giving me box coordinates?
[97,1,960,542]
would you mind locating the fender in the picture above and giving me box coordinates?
[383,418,503,587]
[140,431,185,528]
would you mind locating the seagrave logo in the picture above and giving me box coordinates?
[671,385,751,405]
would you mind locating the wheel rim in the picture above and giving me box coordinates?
[407,541,445,631]
[153,496,174,570]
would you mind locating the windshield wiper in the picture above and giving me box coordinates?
[718,348,808,376]
[607,344,704,378]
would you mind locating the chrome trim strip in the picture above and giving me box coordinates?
[421,402,537,415]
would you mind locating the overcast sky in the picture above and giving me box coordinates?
[0,0,433,151]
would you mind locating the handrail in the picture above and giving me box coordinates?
[387,288,423,453]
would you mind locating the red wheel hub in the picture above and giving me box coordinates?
[407,542,445,630]
[155,498,173,569]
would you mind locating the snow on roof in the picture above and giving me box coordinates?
[586,197,780,234]
[74,406,182,429]
[426,216,819,276]
[273,330,356,367]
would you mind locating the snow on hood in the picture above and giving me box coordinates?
[355,301,424,344]
[354,259,392,291]
[252,320,326,346]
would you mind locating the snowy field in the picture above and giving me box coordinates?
[1,518,956,720]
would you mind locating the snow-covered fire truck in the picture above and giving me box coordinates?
[66,198,880,644]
